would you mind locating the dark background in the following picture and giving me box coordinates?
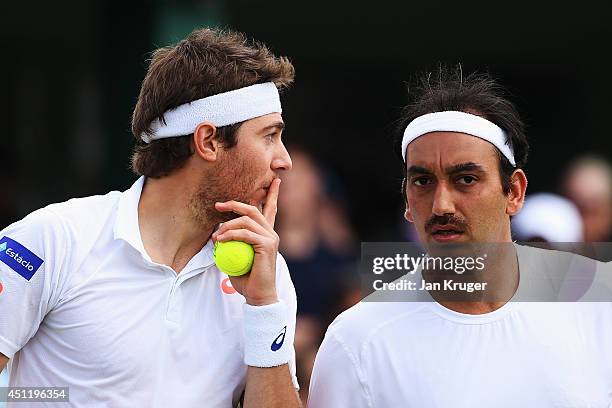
[2,0,611,238]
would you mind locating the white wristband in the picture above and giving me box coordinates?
[243,300,291,368]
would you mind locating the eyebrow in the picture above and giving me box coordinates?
[406,165,433,176]
[447,162,485,174]
[261,122,285,133]
[406,162,485,176]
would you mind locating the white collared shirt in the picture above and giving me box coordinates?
[0,177,298,407]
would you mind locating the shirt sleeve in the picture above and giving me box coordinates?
[275,253,300,390]
[308,331,373,408]
[0,209,69,358]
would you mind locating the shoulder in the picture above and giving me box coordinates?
[43,190,122,237]
[515,243,609,280]
[516,243,611,301]
[515,242,601,267]
[2,190,123,244]
[38,191,124,264]
[324,301,429,359]
[311,300,430,406]
[1,190,123,277]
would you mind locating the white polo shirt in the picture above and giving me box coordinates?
[0,177,298,407]
[308,244,612,408]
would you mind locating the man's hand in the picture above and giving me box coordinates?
[213,178,281,306]
[213,179,301,407]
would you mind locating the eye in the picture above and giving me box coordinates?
[457,175,477,185]
[413,176,432,186]
[265,133,276,142]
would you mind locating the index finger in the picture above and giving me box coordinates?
[263,178,281,227]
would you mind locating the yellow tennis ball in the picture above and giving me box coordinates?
[213,240,255,276]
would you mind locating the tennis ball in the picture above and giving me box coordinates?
[213,240,255,276]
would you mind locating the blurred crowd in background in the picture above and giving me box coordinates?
[2,1,612,405]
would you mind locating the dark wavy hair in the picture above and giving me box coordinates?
[396,66,529,197]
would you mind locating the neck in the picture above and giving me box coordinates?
[424,241,519,315]
[138,174,216,273]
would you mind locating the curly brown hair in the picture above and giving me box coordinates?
[131,28,295,178]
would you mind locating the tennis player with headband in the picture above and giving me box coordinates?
[0,28,301,407]
[308,68,612,407]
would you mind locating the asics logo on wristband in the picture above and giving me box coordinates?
[271,326,287,351]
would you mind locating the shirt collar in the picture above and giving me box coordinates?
[114,176,147,254]
[113,176,215,271]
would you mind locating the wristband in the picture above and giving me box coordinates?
[243,300,291,367]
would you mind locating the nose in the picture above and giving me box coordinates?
[432,181,456,216]
[272,141,293,172]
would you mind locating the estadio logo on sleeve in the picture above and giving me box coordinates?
[0,236,44,281]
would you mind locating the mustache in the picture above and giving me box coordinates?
[425,214,468,232]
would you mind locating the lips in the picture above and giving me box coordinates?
[430,225,465,242]
[431,225,463,233]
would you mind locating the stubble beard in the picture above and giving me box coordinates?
[188,157,261,226]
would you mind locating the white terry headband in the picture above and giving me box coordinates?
[401,111,516,167]
[141,82,282,143]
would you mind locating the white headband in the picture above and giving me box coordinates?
[401,111,516,166]
[141,82,282,143]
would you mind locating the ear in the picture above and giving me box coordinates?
[402,177,414,222]
[404,205,414,223]
[506,169,528,216]
[193,121,219,162]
